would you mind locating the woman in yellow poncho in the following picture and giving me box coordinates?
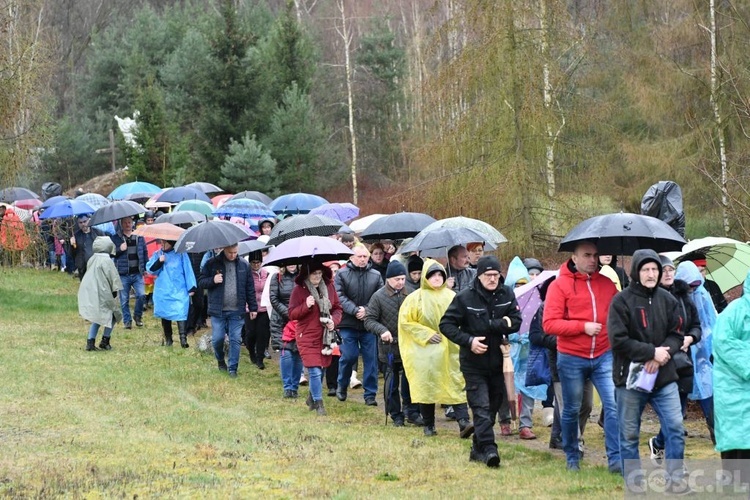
[399,259,466,436]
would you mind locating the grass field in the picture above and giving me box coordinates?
[0,267,717,498]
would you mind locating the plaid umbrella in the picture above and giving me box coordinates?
[77,193,110,209]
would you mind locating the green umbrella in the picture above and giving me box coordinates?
[420,216,508,245]
[674,237,750,293]
[174,199,214,217]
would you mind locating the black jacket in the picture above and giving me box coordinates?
[440,276,522,375]
[607,250,684,389]
[364,283,409,363]
[664,279,702,393]
[703,278,727,313]
[198,253,257,317]
[269,268,297,347]
[334,260,383,330]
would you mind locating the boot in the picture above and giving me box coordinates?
[180,334,189,348]
[178,321,189,348]
[99,336,111,350]
[313,399,326,416]
[164,333,173,346]
[306,393,314,411]
[86,338,98,351]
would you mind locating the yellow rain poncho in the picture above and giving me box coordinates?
[398,259,465,405]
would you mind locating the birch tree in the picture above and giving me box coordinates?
[708,0,730,235]
[336,0,358,204]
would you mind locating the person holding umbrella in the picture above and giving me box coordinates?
[288,261,343,415]
[440,256,523,467]
[71,214,102,280]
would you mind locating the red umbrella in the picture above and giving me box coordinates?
[12,198,42,210]
[211,193,234,208]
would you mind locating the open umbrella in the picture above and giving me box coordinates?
[359,212,437,241]
[12,198,43,210]
[558,212,686,255]
[229,190,273,206]
[268,214,349,246]
[174,199,215,217]
[158,186,211,204]
[513,270,558,335]
[270,192,328,215]
[145,191,172,209]
[156,210,207,226]
[185,181,223,195]
[263,236,353,267]
[40,195,70,209]
[77,193,110,209]
[308,202,360,223]
[89,200,147,226]
[421,216,508,245]
[213,198,275,220]
[238,239,271,257]
[211,193,234,208]
[39,199,95,220]
[348,214,387,234]
[108,181,161,200]
[123,192,157,203]
[674,237,750,293]
[399,227,498,254]
[174,220,252,254]
[0,187,40,203]
[134,222,186,241]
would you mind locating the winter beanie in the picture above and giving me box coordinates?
[476,255,502,276]
[386,260,407,279]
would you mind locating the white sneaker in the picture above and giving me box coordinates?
[350,370,362,389]
[648,436,664,465]
[542,407,554,427]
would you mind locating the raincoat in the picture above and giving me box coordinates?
[147,247,196,321]
[675,261,716,400]
[712,270,750,452]
[0,207,30,251]
[398,259,465,405]
[78,237,123,326]
[506,256,547,400]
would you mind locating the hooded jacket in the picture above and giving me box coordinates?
[607,249,684,389]
[78,236,123,326]
[543,259,618,359]
[334,259,383,330]
[440,269,522,375]
[147,245,197,321]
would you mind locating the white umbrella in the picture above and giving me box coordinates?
[348,214,386,234]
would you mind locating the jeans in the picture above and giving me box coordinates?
[464,370,504,454]
[337,328,378,400]
[553,380,594,439]
[280,347,303,392]
[211,312,245,373]
[308,366,323,402]
[519,392,535,429]
[617,382,684,480]
[654,395,714,448]
[119,273,145,324]
[88,323,112,340]
[557,351,620,469]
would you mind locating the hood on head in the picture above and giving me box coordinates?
[629,249,662,285]
[675,260,703,287]
[505,256,530,288]
[420,259,447,290]
[93,236,116,255]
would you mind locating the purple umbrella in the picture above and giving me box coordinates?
[513,270,558,335]
[263,236,353,267]
[308,202,360,223]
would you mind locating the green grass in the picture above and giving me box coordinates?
[0,268,715,498]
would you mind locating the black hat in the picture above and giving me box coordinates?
[659,255,675,269]
[523,257,544,273]
[385,260,407,279]
[476,255,502,276]
[407,255,423,274]
[248,251,263,262]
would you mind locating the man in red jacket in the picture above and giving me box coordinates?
[543,240,621,473]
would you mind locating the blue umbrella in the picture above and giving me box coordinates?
[40,195,71,209]
[39,199,95,219]
[108,181,161,200]
[213,198,275,219]
[158,186,211,204]
[269,193,328,215]
[308,202,359,223]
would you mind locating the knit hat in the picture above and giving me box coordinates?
[385,260,407,278]
[476,255,502,276]
[659,255,675,269]
[407,255,423,274]
[248,251,263,262]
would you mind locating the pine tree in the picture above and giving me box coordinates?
[220,133,280,196]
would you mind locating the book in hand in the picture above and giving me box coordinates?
[626,362,657,393]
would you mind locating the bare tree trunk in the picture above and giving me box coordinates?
[337,0,358,204]
[709,0,730,235]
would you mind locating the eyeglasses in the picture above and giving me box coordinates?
[662,268,675,274]
[482,273,501,280]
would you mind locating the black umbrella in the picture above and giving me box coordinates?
[89,200,148,226]
[238,239,271,257]
[158,186,211,204]
[155,210,208,225]
[0,187,40,203]
[185,181,224,195]
[399,227,498,254]
[268,214,350,246]
[558,212,686,255]
[229,190,273,206]
[359,212,437,241]
[174,220,252,254]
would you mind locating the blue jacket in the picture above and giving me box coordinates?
[110,231,148,275]
[198,253,257,317]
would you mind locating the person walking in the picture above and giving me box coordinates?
[111,216,148,329]
[78,236,122,351]
[70,214,102,280]
[245,251,271,369]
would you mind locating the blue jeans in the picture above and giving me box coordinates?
[617,382,684,480]
[308,366,323,402]
[211,312,244,373]
[280,347,303,392]
[119,273,145,324]
[337,328,378,400]
[88,323,113,340]
[557,351,620,469]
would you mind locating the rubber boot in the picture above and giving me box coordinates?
[164,333,173,346]
[313,399,326,416]
[178,321,189,348]
[306,393,314,411]
[99,336,111,350]
[86,338,98,351]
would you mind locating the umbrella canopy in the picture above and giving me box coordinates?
[513,270,558,336]
[134,222,186,242]
[348,213,387,233]
[185,181,224,195]
[360,212,437,241]
[158,186,211,204]
[399,227,498,254]
[308,202,360,223]
[211,193,234,208]
[558,212,686,255]
[39,195,70,209]
[174,220,252,254]
[156,210,207,225]
[174,199,215,217]
[263,235,353,267]
[89,200,147,226]
[268,214,349,246]
[674,237,750,293]
[39,199,96,220]
[213,198,275,220]
[76,193,110,209]
[421,216,507,245]
[144,191,171,209]
[12,198,43,210]
[108,181,161,200]
[238,239,271,257]
[229,190,273,206]
[123,192,157,203]
[0,187,40,203]
[269,192,328,215]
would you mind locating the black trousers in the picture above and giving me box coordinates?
[464,370,506,454]
[244,312,271,362]
[186,287,205,333]
[325,354,340,389]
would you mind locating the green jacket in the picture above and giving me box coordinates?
[78,237,123,326]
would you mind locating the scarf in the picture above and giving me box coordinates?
[305,278,336,353]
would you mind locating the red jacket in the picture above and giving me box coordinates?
[542,259,617,359]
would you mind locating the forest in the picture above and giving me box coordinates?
[2,0,750,255]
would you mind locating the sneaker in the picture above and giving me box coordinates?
[134,317,144,327]
[327,387,337,397]
[218,360,228,372]
[124,322,132,330]
[283,390,294,398]
[407,414,425,426]
[519,427,537,440]
[500,424,512,436]
[485,451,500,468]
[264,350,271,359]
[350,371,362,389]
[336,387,347,401]
[549,437,563,450]
[567,462,580,472]
[542,407,554,427]
[229,371,238,379]
[423,426,437,437]
[458,419,475,439]
[365,398,378,407]
[469,447,485,463]
[649,436,664,465]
